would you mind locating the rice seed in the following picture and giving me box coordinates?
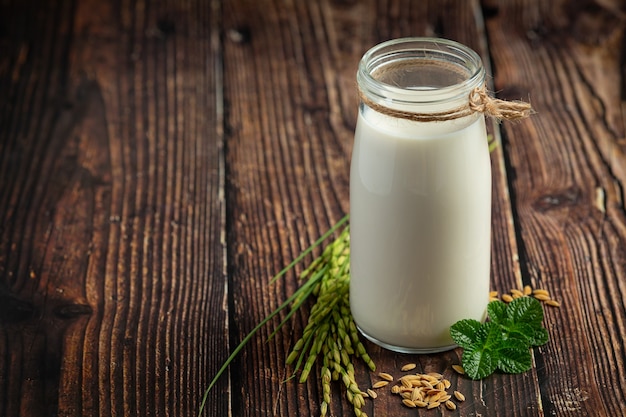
[378,372,394,382]
[443,379,451,389]
[372,381,389,389]
[421,381,434,390]
[546,299,561,307]
[366,388,377,399]
[511,289,525,297]
[445,400,457,410]
[428,391,446,403]
[427,401,441,409]
[534,294,551,301]
[353,392,366,409]
[435,382,446,391]
[423,375,440,385]
[320,401,328,417]
[502,294,514,303]
[452,364,465,374]
[454,390,466,401]
[391,385,401,394]
[533,289,550,297]
[402,399,417,408]
[414,400,428,408]
[524,285,532,295]
[401,363,417,372]
[439,394,452,402]
[400,378,413,389]
[427,372,443,380]
[489,290,499,298]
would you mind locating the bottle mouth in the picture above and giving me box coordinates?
[357,38,485,106]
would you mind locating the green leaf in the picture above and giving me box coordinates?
[459,321,502,379]
[529,327,549,347]
[497,339,532,374]
[477,321,504,350]
[463,346,497,380]
[451,294,551,380]
[450,319,483,349]
[503,322,535,344]
[487,300,508,324]
[505,297,544,328]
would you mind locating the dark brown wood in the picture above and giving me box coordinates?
[1,0,625,416]
[0,0,227,416]
[486,1,626,416]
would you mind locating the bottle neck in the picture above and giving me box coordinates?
[357,38,486,119]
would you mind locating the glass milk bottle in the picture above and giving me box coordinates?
[349,38,491,353]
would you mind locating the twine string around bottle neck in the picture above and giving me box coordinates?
[358,85,533,122]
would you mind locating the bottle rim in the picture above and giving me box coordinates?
[357,37,486,106]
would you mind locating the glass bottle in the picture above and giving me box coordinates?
[349,38,491,353]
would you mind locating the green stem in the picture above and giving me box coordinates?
[198,214,349,416]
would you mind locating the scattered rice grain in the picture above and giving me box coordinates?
[402,399,417,408]
[454,391,466,402]
[427,401,441,409]
[511,289,524,297]
[378,372,394,381]
[445,400,457,410]
[372,381,389,389]
[452,364,465,374]
[401,363,417,372]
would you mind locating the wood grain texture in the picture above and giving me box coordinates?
[221,0,543,416]
[0,0,227,416]
[487,0,626,416]
[2,0,625,416]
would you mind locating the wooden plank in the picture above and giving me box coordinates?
[0,1,227,416]
[221,0,541,416]
[486,0,626,416]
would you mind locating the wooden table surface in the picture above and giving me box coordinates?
[2,0,626,416]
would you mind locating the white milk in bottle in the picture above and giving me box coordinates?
[349,38,491,353]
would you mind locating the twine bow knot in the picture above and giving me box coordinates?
[468,87,533,121]
[359,85,533,122]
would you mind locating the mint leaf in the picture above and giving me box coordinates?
[450,319,483,349]
[476,321,504,350]
[497,342,532,374]
[528,326,549,346]
[463,346,497,380]
[487,300,507,324]
[450,295,550,380]
[506,297,544,328]
[458,321,502,379]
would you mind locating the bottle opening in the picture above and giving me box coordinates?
[358,38,485,107]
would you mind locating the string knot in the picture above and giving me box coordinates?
[468,87,533,121]
[358,85,533,122]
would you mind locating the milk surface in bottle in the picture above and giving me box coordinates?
[349,38,491,353]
